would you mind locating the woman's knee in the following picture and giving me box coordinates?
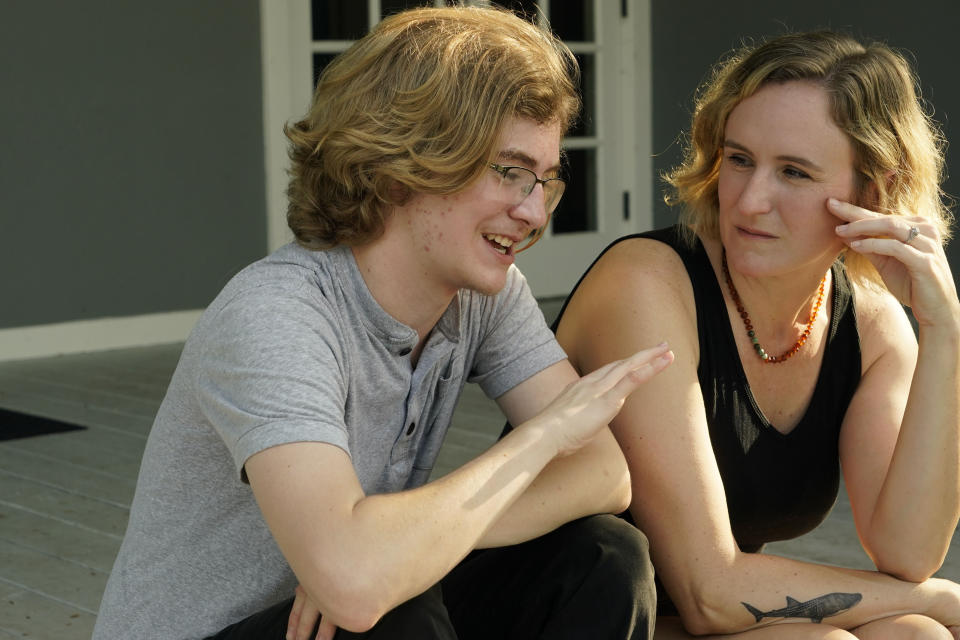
[652,618,856,639]
[853,614,953,640]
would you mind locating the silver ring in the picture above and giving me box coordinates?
[905,226,920,244]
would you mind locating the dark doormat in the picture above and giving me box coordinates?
[0,408,86,441]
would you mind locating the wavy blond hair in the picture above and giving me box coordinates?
[285,6,580,249]
[664,31,952,284]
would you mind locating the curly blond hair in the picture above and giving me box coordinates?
[285,6,580,249]
[665,31,952,284]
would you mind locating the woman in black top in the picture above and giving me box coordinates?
[556,32,960,639]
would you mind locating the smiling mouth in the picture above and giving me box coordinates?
[483,233,515,255]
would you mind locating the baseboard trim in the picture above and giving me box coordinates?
[0,310,202,362]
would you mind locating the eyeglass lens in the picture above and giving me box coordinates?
[500,167,565,214]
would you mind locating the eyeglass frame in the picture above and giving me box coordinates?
[487,162,567,252]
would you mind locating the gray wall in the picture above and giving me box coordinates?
[5,2,956,331]
[651,0,960,275]
[1,1,266,329]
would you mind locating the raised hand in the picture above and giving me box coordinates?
[830,198,960,328]
[522,343,673,457]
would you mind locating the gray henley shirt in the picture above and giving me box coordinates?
[92,242,566,639]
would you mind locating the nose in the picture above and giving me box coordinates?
[737,170,775,216]
[510,183,549,231]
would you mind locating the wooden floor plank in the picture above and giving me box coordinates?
[0,447,136,506]
[0,507,121,573]
[0,373,162,419]
[0,391,153,438]
[1,428,146,469]
[0,473,130,538]
[0,585,95,639]
[0,539,106,613]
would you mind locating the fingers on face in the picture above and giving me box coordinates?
[829,198,941,245]
[837,215,938,248]
[827,198,875,222]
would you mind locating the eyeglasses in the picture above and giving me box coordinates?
[488,163,566,252]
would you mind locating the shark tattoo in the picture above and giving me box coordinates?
[742,593,863,623]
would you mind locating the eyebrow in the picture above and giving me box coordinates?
[723,139,825,173]
[497,148,562,174]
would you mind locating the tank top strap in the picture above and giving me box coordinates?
[549,225,714,331]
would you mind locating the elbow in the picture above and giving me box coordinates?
[606,440,632,513]
[308,581,389,633]
[612,471,632,513]
[876,554,943,583]
[680,609,749,637]
[870,538,946,583]
[670,579,744,636]
[677,604,736,637]
[300,565,395,632]
[672,566,774,636]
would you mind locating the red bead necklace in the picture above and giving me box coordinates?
[721,250,826,364]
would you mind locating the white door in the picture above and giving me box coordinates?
[260,0,653,298]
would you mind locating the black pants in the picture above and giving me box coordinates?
[207,514,655,639]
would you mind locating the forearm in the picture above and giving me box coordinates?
[476,427,630,548]
[296,423,560,629]
[676,551,960,635]
[253,349,671,631]
[867,324,960,577]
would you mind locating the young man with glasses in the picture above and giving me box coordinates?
[93,7,672,640]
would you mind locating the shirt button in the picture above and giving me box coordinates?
[406,421,416,435]
[399,347,412,356]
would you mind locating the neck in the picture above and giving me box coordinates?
[705,237,833,362]
[351,239,454,342]
[728,262,830,339]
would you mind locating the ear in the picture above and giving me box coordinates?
[386,179,411,205]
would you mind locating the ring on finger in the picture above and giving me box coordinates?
[905,226,920,244]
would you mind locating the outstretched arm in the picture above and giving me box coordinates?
[247,346,670,633]
[556,237,960,637]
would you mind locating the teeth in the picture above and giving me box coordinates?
[484,234,513,254]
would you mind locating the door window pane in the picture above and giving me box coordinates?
[381,0,437,20]
[552,148,596,234]
[312,53,339,87]
[568,53,595,138]
[549,0,594,41]
[312,1,368,40]
[491,0,542,23]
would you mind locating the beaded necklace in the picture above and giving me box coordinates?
[721,250,826,364]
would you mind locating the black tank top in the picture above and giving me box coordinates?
[551,225,862,552]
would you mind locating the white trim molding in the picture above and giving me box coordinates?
[260,0,312,253]
[0,310,203,362]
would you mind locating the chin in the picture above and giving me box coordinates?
[467,273,509,297]
[470,283,507,297]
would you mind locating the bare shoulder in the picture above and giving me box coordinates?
[557,236,698,373]
[851,280,917,374]
[566,237,695,313]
